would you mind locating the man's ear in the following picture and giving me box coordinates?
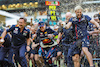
[75,11,77,13]
[25,22,27,26]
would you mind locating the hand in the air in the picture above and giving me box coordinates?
[0,39,4,45]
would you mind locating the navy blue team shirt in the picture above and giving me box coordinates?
[6,25,30,46]
[61,28,73,44]
[0,29,11,47]
[36,27,58,45]
[36,27,58,37]
[69,15,92,39]
[3,34,11,47]
[87,22,94,31]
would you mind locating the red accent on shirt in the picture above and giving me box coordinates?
[75,25,78,39]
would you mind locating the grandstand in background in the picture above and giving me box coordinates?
[0,0,99,26]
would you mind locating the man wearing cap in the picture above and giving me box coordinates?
[64,5,100,67]
[33,21,60,66]
[1,17,30,67]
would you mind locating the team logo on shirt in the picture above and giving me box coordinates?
[23,33,27,36]
[15,28,18,31]
[24,30,28,33]
[40,32,43,37]
[44,32,48,36]
[13,28,18,34]
[23,30,27,36]
[45,32,47,34]
[72,18,77,21]
[40,32,43,35]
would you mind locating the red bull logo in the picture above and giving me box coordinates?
[42,39,51,44]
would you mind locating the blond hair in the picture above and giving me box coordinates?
[74,5,83,11]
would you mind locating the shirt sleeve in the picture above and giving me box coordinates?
[89,23,94,31]
[58,27,63,33]
[6,25,15,32]
[26,30,30,38]
[48,28,58,36]
[85,15,91,22]
[4,34,8,39]
[68,18,73,22]
[36,29,40,37]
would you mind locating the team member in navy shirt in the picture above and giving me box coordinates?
[29,27,42,67]
[64,6,100,67]
[0,28,14,67]
[1,17,30,67]
[57,12,81,67]
[33,21,59,66]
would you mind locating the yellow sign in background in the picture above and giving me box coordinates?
[49,6,57,21]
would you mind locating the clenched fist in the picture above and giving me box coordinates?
[0,39,4,44]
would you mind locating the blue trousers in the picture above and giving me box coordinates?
[62,43,74,67]
[12,43,27,67]
[0,46,13,66]
[67,42,81,67]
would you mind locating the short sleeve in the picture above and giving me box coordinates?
[88,23,94,31]
[48,28,58,35]
[58,27,63,33]
[6,25,15,32]
[36,29,40,36]
[4,34,8,39]
[85,15,91,22]
[26,30,30,38]
[48,28,55,33]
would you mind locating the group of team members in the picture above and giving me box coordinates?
[0,5,100,67]
[56,6,100,67]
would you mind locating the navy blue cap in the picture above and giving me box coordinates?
[38,21,45,27]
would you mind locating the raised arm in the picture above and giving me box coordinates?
[65,22,72,29]
[64,17,73,29]
[1,30,7,40]
[2,25,15,40]
[0,30,7,45]
[90,20,100,28]
[57,32,62,44]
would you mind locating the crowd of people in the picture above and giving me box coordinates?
[0,5,100,67]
